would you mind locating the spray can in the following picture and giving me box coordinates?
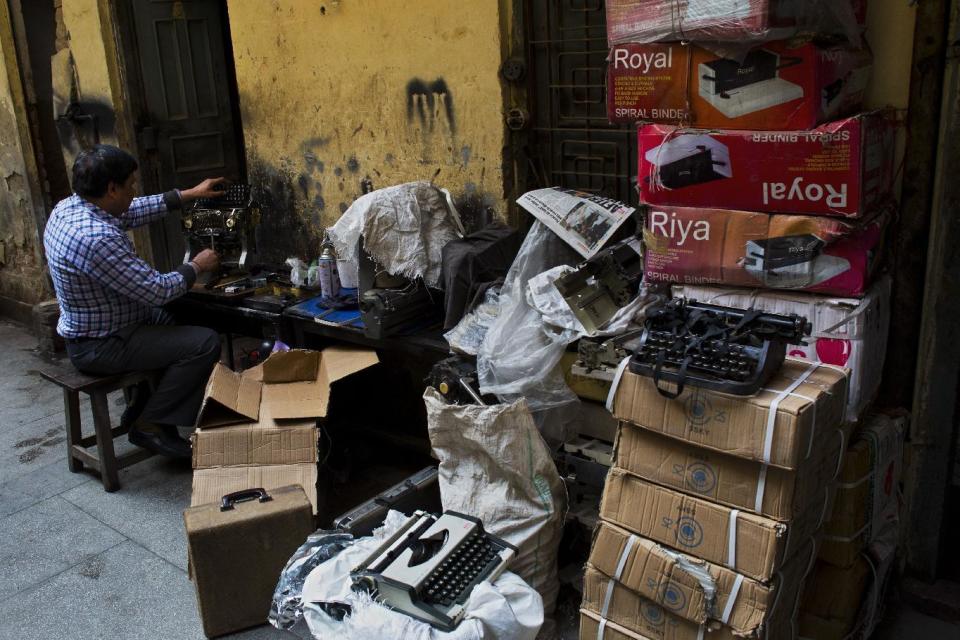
[317,240,341,299]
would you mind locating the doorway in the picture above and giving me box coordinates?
[114,0,246,271]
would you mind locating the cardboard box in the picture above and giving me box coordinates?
[820,414,904,567]
[588,522,817,635]
[191,347,378,515]
[798,558,869,638]
[604,0,867,47]
[643,203,890,297]
[611,359,849,471]
[638,113,896,218]
[674,278,892,421]
[614,422,844,521]
[580,567,800,640]
[599,469,828,581]
[607,41,872,130]
[195,347,379,429]
[192,464,319,513]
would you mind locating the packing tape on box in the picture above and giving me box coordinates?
[720,573,745,625]
[726,509,739,569]
[605,356,633,413]
[754,362,821,512]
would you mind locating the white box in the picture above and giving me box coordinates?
[674,276,891,421]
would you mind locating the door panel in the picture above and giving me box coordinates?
[131,0,242,269]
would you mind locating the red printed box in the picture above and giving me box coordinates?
[607,40,872,130]
[638,113,896,218]
[643,203,890,296]
[605,0,868,46]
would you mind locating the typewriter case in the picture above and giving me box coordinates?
[183,485,314,637]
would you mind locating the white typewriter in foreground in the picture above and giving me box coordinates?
[350,510,517,631]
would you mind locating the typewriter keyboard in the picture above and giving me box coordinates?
[637,331,757,381]
[421,532,503,607]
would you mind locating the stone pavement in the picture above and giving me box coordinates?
[0,318,957,639]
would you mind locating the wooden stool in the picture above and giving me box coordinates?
[38,362,159,492]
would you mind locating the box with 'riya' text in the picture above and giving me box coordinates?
[638,113,896,218]
[643,203,891,297]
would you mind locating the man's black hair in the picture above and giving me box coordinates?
[71,144,138,198]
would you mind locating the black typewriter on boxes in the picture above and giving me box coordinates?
[630,299,811,397]
[181,184,257,272]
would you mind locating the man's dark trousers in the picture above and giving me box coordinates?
[66,322,221,427]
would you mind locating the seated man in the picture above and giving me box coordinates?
[44,144,227,459]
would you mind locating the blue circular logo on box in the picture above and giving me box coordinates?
[660,582,687,612]
[686,463,717,493]
[642,603,666,626]
[676,517,703,548]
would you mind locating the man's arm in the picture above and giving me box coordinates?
[119,177,228,230]
[85,235,217,306]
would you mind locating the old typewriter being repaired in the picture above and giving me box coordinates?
[351,510,516,631]
[181,183,258,280]
[630,299,811,397]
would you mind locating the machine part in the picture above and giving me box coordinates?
[426,356,489,405]
[500,57,527,82]
[505,107,530,131]
[630,298,811,398]
[183,183,257,272]
[359,283,440,340]
[553,236,644,334]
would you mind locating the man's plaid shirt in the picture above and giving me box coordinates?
[44,193,192,339]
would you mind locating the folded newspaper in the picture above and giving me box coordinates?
[516,188,635,259]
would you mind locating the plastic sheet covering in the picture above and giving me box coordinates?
[477,222,581,410]
[327,182,462,288]
[445,287,502,356]
[293,510,544,640]
[424,388,567,635]
[605,0,864,47]
[270,530,355,630]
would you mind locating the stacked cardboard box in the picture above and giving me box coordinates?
[797,413,904,639]
[581,360,850,639]
[190,347,378,514]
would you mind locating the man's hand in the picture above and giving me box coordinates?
[190,249,220,274]
[181,177,228,203]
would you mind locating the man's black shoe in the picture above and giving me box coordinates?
[129,425,191,459]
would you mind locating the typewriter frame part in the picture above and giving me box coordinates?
[554,236,644,334]
[351,510,517,632]
[573,331,644,382]
[181,184,257,271]
[699,49,805,118]
[743,234,851,288]
[426,356,487,405]
[630,299,812,398]
[645,134,732,190]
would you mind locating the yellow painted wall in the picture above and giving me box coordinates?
[225,0,508,250]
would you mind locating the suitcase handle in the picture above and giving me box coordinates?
[220,488,272,511]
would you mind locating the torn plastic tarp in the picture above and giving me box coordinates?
[285,510,543,640]
[476,221,581,410]
[327,182,463,288]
